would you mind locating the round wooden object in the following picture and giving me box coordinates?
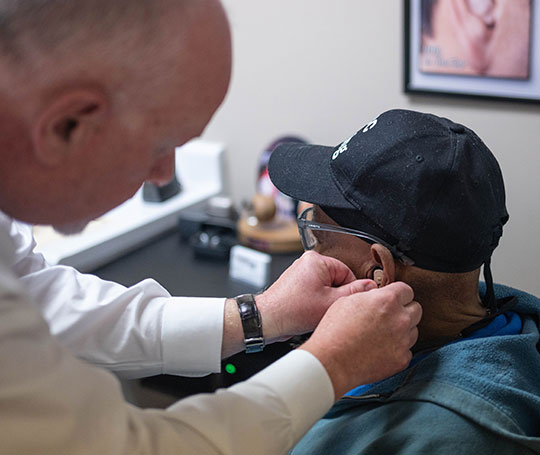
[252,194,276,222]
[237,217,303,253]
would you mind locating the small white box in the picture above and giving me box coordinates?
[229,245,272,289]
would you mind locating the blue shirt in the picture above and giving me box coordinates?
[346,311,522,397]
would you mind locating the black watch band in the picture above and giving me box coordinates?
[234,294,265,353]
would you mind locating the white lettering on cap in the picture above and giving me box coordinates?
[332,134,354,160]
[332,117,379,161]
[362,118,378,133]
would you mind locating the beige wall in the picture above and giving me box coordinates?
[203,1,540,296]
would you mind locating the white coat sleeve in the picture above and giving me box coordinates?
[0,213,225,378]
[0,276,334,455]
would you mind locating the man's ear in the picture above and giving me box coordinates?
[465,0,496,27]
[32,88,108,166]
[453,0,497,42]
[370,244,396,287]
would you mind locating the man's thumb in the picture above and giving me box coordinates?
[338,279,377,297]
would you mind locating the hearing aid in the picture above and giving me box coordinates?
[373,267,384,288]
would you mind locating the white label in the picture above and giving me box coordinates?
[229,245,272,289]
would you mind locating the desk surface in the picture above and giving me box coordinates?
[94,228,300,297]
[92,229,302,404]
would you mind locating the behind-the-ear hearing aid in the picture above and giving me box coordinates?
[373,267,384,288]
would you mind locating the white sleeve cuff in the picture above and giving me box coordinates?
[243,349,334,441]
[161,297,225,376]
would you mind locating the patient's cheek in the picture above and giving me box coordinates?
[314,242,338,258]
[316,247,363,279]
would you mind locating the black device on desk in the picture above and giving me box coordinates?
[92,225,301,404]
[178,197,238,260]
[142,170,182,203]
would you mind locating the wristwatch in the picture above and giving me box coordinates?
[234,293,265,353]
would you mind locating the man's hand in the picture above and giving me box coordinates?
[300,282,422,400]
[255,251,378,344]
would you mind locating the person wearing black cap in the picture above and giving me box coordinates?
[268,109,540,454]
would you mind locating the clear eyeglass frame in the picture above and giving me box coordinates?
[296,206,415,266]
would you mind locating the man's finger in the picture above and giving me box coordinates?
[316,252,357,287]
[405,301,423,327]
[339,279,378,297]
[378,281,415,306]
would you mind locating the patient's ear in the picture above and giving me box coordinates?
[31,88,108,166]
[370,244,395,287]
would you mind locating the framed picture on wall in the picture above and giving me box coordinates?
[404,0,540,104]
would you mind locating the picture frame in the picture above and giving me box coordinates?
[404,0,540,104]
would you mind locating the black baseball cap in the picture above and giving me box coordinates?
[268,109,509,274]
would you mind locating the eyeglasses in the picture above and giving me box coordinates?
[297,206,415,266]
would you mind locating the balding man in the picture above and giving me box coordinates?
[0,1,421,454]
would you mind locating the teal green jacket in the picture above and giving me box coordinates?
[292,284,540,454]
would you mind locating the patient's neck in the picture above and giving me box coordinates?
[400,267,487,343]
[415,291,487,343]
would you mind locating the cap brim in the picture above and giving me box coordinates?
[268,142,356,209]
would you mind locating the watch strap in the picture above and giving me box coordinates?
[234,294,265,353]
